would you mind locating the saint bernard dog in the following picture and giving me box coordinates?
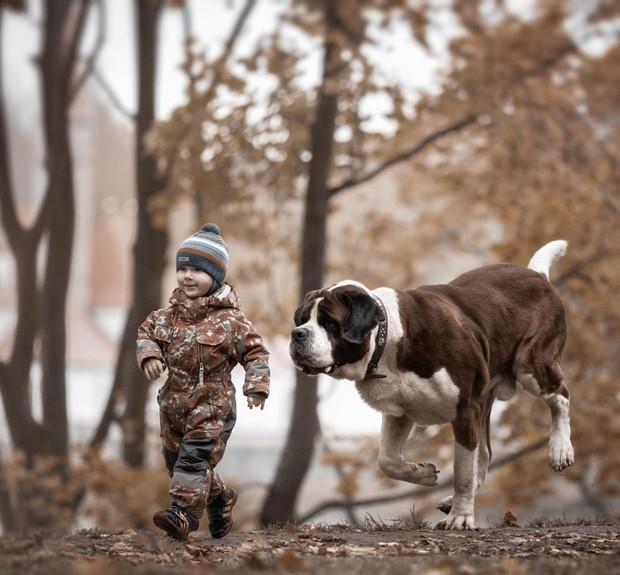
[290,241,574,530]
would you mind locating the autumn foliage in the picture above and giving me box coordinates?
[1,0,618,533]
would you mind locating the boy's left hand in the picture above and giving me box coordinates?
[247,394,266,410]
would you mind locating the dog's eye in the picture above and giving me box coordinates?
[322,317,338,331]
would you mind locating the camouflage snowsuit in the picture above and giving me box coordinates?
[137,284,269,519]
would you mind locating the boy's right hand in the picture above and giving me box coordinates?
[143,358,165,381]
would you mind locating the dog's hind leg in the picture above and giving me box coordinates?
[378,415,439,487]
[518,362,574,472]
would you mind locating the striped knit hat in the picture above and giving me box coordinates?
[176,223,229,286]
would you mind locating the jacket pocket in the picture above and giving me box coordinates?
[196,329,226,346]
[196,328,228,370]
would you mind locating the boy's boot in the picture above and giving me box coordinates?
[153,505,199,540]
[207,488,238,539]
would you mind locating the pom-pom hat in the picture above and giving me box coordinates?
[176,223,229,286]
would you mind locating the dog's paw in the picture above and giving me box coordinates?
[379,459,439,486]
[409,462,439,487]
[437,495,453,515]
[435,512,475,530]
[548,437,575,472]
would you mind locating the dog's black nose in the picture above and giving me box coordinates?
[291,327,309,343]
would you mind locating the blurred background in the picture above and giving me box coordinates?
[0,0,618,536]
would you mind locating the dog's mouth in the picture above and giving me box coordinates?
[290,340,337,376]
[291,357,336,376]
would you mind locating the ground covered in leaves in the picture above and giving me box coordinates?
[1,522,619,575]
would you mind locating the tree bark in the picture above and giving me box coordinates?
[39,0,79,465]
[119,0,168,467]
[0,0,90,532]
[259,2,342,525]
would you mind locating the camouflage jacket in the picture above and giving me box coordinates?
[136,284,270,397]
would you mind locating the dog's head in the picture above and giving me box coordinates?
[289,281,385,378]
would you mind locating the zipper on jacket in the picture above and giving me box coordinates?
[197,337,205,387]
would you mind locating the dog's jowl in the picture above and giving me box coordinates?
[290,241,575,530]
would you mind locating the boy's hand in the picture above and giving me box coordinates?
[247,394,266,410]
[143,358,165,381]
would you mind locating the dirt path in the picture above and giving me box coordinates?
[1,524,618,574]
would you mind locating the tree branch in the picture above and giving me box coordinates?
[92,67,135,120]
[319,434,360,527]
[63,0,93,84]
[297,437,547,523]
[0,9,24,251]
[70,0,105,103]
[201,0,256,102]
[181,0,192,45]
[328,115,478,197]
[326,28,580,201]
[88,382,120,450]
[219,0,255,67]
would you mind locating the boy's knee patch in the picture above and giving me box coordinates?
[175,437,219,474]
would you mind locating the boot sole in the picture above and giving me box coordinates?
[153,513,187,540]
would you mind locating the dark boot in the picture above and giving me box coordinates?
[153,505,199,540]
[207,488,237,539]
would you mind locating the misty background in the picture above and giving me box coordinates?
[0,0,618,535]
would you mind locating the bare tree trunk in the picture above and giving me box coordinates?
[259,2,343,525]
[120,0,168,467]
[0,7,40,531]
[0,0,91,532]
[28,0,91,527]
[39,0,79,465]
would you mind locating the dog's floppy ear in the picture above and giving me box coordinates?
[294,289,322,326]
[340,291,384,344]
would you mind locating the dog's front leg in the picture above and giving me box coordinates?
[435,440,478,530]
[435,369,485,529]
[436,398,482,530]
[377,414,439,487]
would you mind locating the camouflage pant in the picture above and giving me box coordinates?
[158,382,236,519]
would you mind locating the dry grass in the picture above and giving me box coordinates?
[362,506,430,531]
[527,514,619,528]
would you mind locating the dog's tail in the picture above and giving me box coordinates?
[527,240,568,280]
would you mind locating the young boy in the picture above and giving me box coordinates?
[137,223,270,540]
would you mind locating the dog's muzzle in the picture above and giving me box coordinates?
[289,327,335,375]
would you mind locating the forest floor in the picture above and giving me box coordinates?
[1,519,619,575]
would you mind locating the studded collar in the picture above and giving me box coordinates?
[363,295,388,380]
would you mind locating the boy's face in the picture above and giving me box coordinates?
[177,266,214,298]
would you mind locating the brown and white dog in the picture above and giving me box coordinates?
[290,241,574,530]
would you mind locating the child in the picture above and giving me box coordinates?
[137,223,270,540]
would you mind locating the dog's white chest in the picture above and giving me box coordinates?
[356,368,460,425]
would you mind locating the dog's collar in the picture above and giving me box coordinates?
[363,295,388,380]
